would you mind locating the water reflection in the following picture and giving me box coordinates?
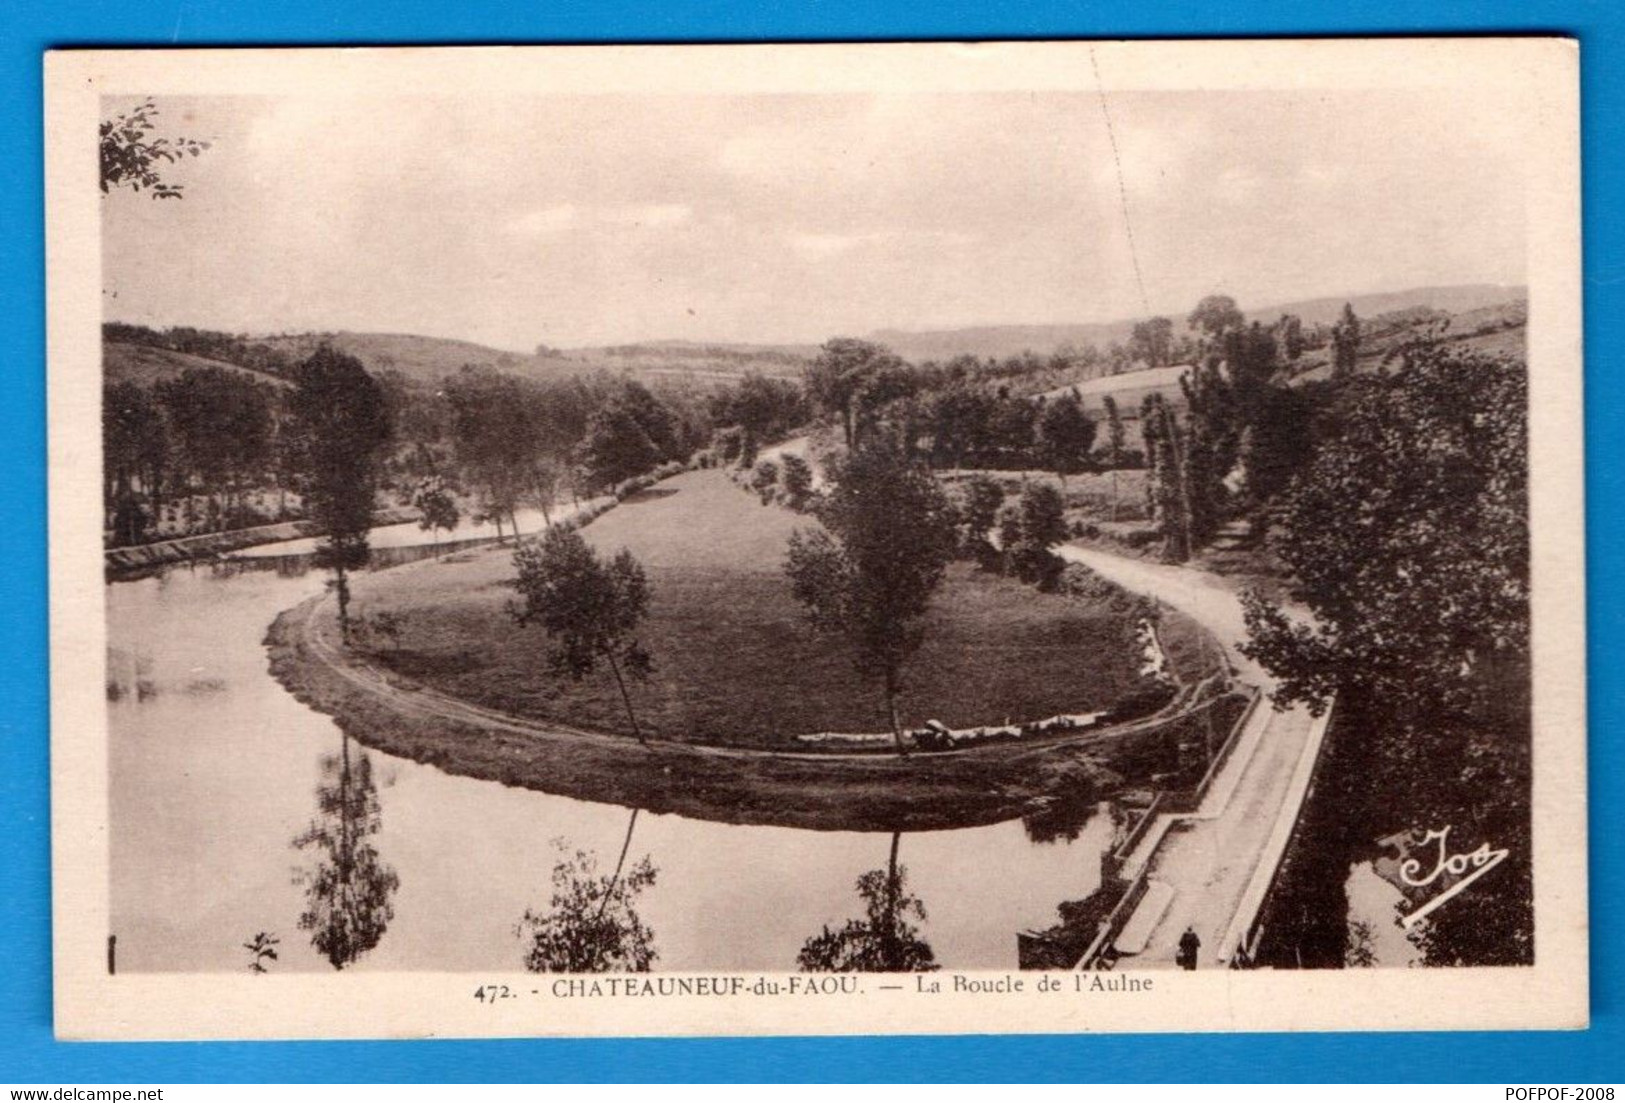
[518,808,659,972]
[109,558,1116,973]
[798,832,938,973]
[291,731,400,969]
[243,931,280,974]
[1023,796,1124,846]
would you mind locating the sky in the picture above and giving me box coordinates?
[100,89,1528,351]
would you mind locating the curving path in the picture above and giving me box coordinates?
[1058,543,1326,968]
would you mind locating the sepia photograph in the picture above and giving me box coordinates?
[45,40,1586,1039]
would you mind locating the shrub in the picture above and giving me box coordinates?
[779,453,815,511]
[613,473,658,500]
[1058,561,1116,602]
[750,458,780,504]
[713,426,745,464]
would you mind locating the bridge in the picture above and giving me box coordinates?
[1028,544,1333,970]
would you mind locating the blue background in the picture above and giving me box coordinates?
[2,0,1619,1083]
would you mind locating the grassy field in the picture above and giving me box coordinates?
[351,467,1185,747]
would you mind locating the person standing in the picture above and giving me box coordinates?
[1178,926,1201,970]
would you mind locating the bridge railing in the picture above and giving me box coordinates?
[1218,695,1337,967]
[1071,684,1264,969]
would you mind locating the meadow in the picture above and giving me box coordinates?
[351,466,1203,747]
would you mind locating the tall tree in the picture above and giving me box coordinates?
[1141,393,1193,562]
[103,381,169,543]
[1130,316,1176,366]
[954,473,1005,556]
[927,384,996,469]
[804,338,904,448]
[578,403,662,494]
[1240,346,1528,720]
[1187,294,1245,340]
[783,443,957,754]
[1330,302,1362,379]
[1037,391,1096,485]
[1101,394,1127,522]
[288,346,393,641]
[154,367,274,528]
[1278,313,1306,363]
[1003,483,1069,584]
[510,527,655,743]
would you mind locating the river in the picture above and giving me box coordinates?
[106,520,1115,975]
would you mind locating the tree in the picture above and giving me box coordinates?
[986,392,1037,467]
[412,475,461,550]
[1330,302,1362,379]
[1141,393,1193,561]
[103,381,169,544]
[779,452,815,511]
[1240,346,1528,721]
[578,403,661,494]
[804,338,905,448]
[1278,313,1306,363]
[711,372,809,448]
[99,99,209,198]
[1101,395,1127,522]
[926,384,996,469]
[288,347,393,641]
[445,368,563,540]
[955,473,1005,555]
[1187,294,1245,340]
[153,367,275,528]
[511,527,655,743]
[783,443,957,754]
[519,826,658,973]
[1130,316,1176,366]
[292,733,399,970]
[798,833,937,973]
[1037,391,1096,484]
[1002,483,1069,585]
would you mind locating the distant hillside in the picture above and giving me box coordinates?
[103,342,291,390]
[246,331,809,386]
[869,284,1526,362]
[252,331,543,385]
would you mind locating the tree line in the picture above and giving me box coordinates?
[101,341,799,548]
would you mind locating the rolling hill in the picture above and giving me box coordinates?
[247,331,811,387]
[868,284,1526,362]
[102,342,292,390]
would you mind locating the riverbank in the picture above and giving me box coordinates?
[266,582,1235,831]
[105,505,421,580]
[339,469,1217,744]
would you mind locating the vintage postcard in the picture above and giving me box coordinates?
[46,39,1586,1040]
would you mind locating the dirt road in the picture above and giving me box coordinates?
[1058,543,1323,968]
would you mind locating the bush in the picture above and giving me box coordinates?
[613,473,658,500]
[779,453,815,511]
[749,458,780,504]
[1058,561,1116,602]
